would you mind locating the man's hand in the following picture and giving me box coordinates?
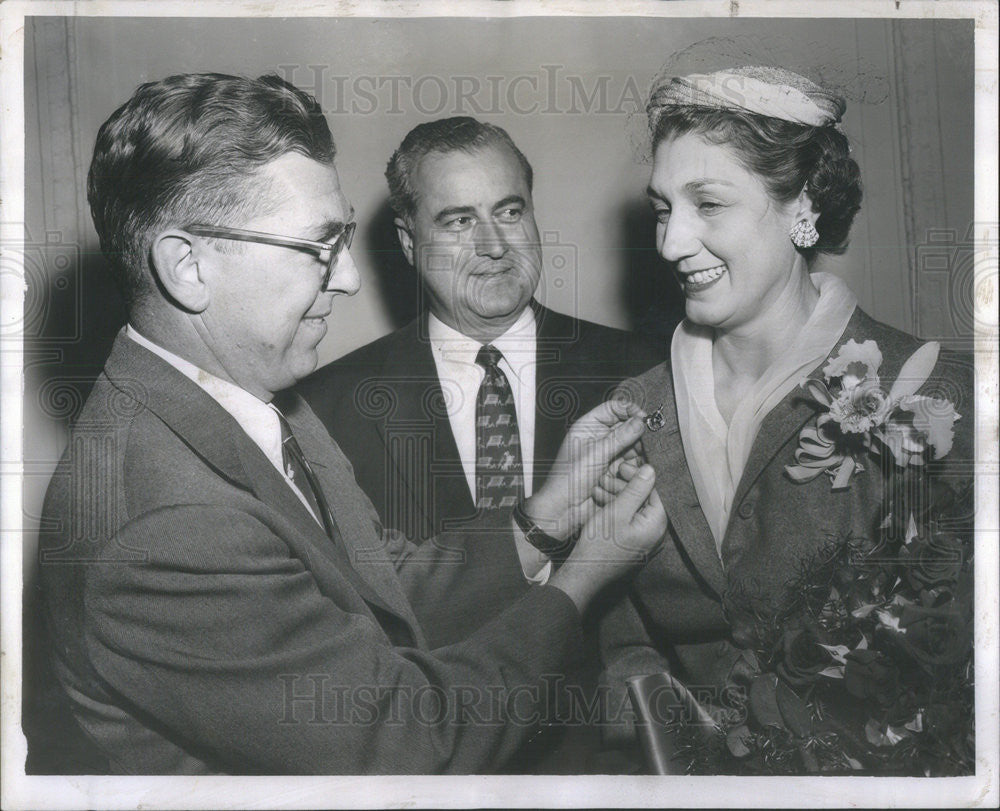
[549,463,667,613]
[520,398,647,541]
[592,443,646,508]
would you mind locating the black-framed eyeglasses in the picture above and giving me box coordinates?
[186,222,356,288]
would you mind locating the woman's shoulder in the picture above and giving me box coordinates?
[613,359,674,411]
[841,307,972,386]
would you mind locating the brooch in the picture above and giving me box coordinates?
[644,403,665,432]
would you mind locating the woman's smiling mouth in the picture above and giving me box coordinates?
[679,264,727,293]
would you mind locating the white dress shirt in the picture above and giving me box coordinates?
[427,306,537,499]
[427,308,550,583]
[125,325,323,526]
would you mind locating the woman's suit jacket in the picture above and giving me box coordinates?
[599,307,975,712]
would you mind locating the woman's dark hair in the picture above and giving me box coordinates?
[651,106,862,256]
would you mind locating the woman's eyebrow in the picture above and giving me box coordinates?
[684,179,735,192]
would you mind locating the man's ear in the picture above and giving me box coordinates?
[792,186,819,228]
[150,230,210,313]
[394,217,415,267]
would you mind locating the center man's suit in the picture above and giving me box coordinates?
[297,302,664,645]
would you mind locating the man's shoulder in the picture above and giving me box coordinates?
[537,306,664,368]
[297,318,425,408]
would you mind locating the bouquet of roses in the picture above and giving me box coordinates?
[664,340,973,775]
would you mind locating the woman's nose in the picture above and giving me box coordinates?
[657,211,701,263]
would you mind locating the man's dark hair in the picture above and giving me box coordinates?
[385,117,533,224]
[87,73,336,305]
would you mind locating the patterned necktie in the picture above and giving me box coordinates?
[273,407,338,540]
[475,344,524,512]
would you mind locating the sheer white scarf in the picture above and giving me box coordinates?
[670,272,857,552]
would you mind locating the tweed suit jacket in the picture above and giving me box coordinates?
[297,302,663,647]
[599,307,975,706]
[36,331,586,775]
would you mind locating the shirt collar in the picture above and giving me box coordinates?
[124,325,284,470]
[427,306,536,380]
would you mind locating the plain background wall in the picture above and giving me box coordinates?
[22,15,974,555]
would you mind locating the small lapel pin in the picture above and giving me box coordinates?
[644,403,665,432]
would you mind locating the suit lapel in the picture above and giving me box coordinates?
[532,304,577,487]
[728,390,818,513]
[728,306,866,518]
[373,315,474,532]
[282,395,422,631]
[104,332,409,627]
[628,365,727,598]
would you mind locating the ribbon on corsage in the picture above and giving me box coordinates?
[786,339,960,490]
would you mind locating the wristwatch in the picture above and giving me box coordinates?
[512,500,573,556]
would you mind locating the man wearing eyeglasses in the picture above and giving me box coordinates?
[34,73,666,775]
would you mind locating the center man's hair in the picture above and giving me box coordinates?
[385,117,534,225]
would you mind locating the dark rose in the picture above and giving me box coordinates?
[844,650,901,707]
[899,531,965,592]
[897,602,970,667]
[776,626,830,688]
[886,688,921,727]
[924,702,966,740]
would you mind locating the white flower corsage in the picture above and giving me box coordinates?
[785,339,960,490]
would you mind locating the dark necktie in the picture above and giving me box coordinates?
[273,407,338,541]
[475,344,524,511]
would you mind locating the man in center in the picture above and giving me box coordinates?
[299,117,661,648]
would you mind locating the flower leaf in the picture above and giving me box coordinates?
[876,609,906,633]
[776,681,813,737]
[876,422,926,467]
[818,643,850,663]
[819,665,845,679]
[889,341,939,401]
[726,725,754,758]
[865,718,904,748]
[749,675,785,730]
[804,378,833,406]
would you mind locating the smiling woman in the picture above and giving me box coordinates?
[599,65,976,776]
